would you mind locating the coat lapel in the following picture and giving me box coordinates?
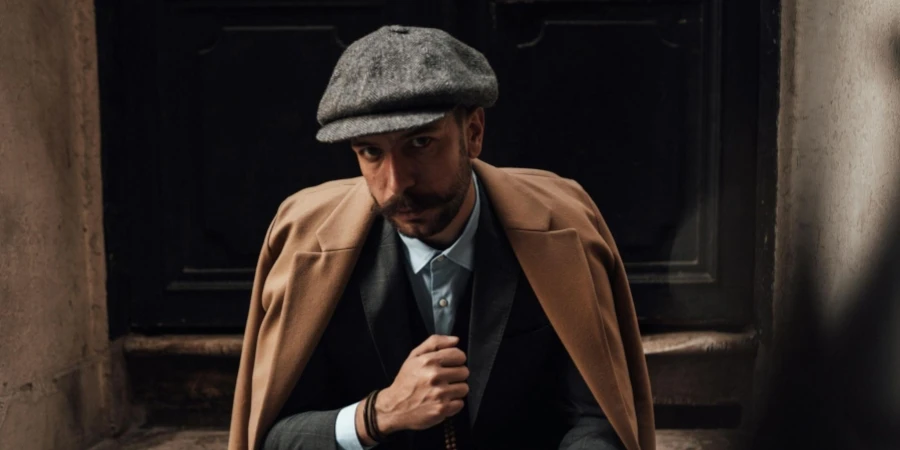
[466,179,519,428]
[249,179,377,449]
[473,160,641,450]
[504,228,639,450]
[357,217,420,383]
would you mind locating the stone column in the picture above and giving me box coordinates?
[753,0,900,447]
[0,0,128,448]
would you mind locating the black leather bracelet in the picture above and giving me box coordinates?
[370,389,386,442]
[363,390,379,443]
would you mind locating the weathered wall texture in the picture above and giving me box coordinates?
[755,0,900,447]
[777,0,900,331]
[0,0,127,448]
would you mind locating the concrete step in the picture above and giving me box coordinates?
[122,331,757,429]
[91,428,743,450]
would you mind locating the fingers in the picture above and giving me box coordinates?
[435,388,467,419]
[411,334,459,357]
[432,347,467,367]
[435,366,470,384]
[421,363,469,386]
[443,399,465,417]
[442,380,470,400]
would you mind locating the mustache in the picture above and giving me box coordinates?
[374,191,451,217]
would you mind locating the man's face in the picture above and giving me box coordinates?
[351,109,483,240]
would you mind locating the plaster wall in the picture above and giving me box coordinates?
[777,0,900,331]
[0,0,127,448]
[759,0,900,446]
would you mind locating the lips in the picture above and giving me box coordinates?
[396,204,425,213]
[394,207,427,218]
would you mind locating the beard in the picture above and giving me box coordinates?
[372,138,472,240]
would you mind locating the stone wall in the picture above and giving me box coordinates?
[777,0,900,336]
[754,0,900,447]
[0,0,127,448]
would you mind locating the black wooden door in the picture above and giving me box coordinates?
[98,0,764,334]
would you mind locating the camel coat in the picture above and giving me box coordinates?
[228,159,655,450]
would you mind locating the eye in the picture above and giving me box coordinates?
[410,136,434,149]
[358,147,383,160]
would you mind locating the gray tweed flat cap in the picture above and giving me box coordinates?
[316,25,498,143]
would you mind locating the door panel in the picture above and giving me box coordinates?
[98,0,761,331]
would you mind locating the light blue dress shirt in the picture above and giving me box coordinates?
[335,171,481,450]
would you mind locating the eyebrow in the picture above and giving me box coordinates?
[400,121,442,138]
[351,122,443,147]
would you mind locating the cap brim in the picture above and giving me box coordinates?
[316,109,451,143]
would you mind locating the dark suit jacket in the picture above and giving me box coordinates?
[263,180,623,450]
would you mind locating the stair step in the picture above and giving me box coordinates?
[123,331,756,358]
[122,331,756,429]
[91,428,743,450]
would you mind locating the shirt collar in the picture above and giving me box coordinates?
[399,171,481,273]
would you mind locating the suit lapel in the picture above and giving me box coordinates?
[357,217,419,383]
[466,180,519,428]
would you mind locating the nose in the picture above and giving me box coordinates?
[382,153,415,198]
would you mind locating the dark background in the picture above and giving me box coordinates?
[96,0,772,336]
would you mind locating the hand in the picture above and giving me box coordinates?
[377,334,470,433]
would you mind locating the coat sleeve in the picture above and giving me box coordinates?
[260,329,344,450]
[575,182,656,450]
[557,348,627,450]
[229,217,278,450]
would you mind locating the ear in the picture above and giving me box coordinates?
[465,107,485,159]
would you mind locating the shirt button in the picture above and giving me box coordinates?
[435,255,445,263]
[439,298,448,308]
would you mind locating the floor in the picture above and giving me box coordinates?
[89,428,742,450]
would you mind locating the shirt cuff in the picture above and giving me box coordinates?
[335,401,375,450]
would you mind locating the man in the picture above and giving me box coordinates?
[229,25,654,450]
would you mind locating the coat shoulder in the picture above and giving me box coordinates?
[499,167,598,220]
[267,177,363,251]
[496,166,616,259]
[280,177,361,214]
